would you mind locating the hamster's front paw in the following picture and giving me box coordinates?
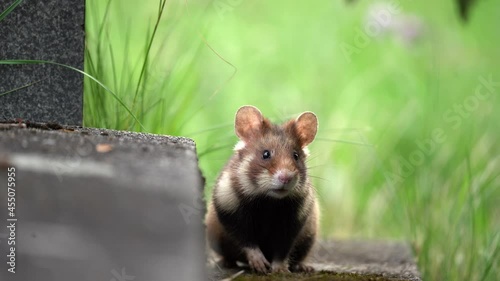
[291,263,315,273]
[245,248,270,273]
[271,261,291,273]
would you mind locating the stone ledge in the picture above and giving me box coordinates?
[0,125,205,281]
[208,240,421,281]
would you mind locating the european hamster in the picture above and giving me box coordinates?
[205,105,319,273]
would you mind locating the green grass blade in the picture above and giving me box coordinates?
[132,0,167,109]
[315,137,375,147]
[198,143,233,158]
[185,122,233,137]
[0,79,43,97]
[0,0,23,22]
[479,231,500,281]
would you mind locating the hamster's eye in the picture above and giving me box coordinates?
[293,151,299,161]
[263,150,271,159]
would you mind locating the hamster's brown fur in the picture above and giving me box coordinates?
[205,105,319,273]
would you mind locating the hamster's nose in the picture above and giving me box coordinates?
[278,174,292,184]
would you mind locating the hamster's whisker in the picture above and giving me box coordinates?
[308,175,329,182]
[306,164,328,170]
[256,163,271,172]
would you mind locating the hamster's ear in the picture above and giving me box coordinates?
[235,106,264,140]
[295,112,318,147]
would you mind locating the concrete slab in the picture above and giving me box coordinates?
[0,125,205,281]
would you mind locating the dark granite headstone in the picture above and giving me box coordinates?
[0,0,84,125]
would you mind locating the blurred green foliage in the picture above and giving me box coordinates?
[84,0,499,280]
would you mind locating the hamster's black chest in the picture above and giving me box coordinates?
[240,197,305,257]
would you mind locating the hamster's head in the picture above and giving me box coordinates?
[233,105,318,199]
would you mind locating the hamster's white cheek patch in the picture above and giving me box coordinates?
[216,171,240,212]
[237,155,255,195]
[256,171,272,192]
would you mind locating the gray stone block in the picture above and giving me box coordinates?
[0,0,84,125]
[0,126,205,281]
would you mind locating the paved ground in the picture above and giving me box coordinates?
[208,239,421,281]
[312,239,421,280]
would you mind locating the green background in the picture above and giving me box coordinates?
[84,0,500,280]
